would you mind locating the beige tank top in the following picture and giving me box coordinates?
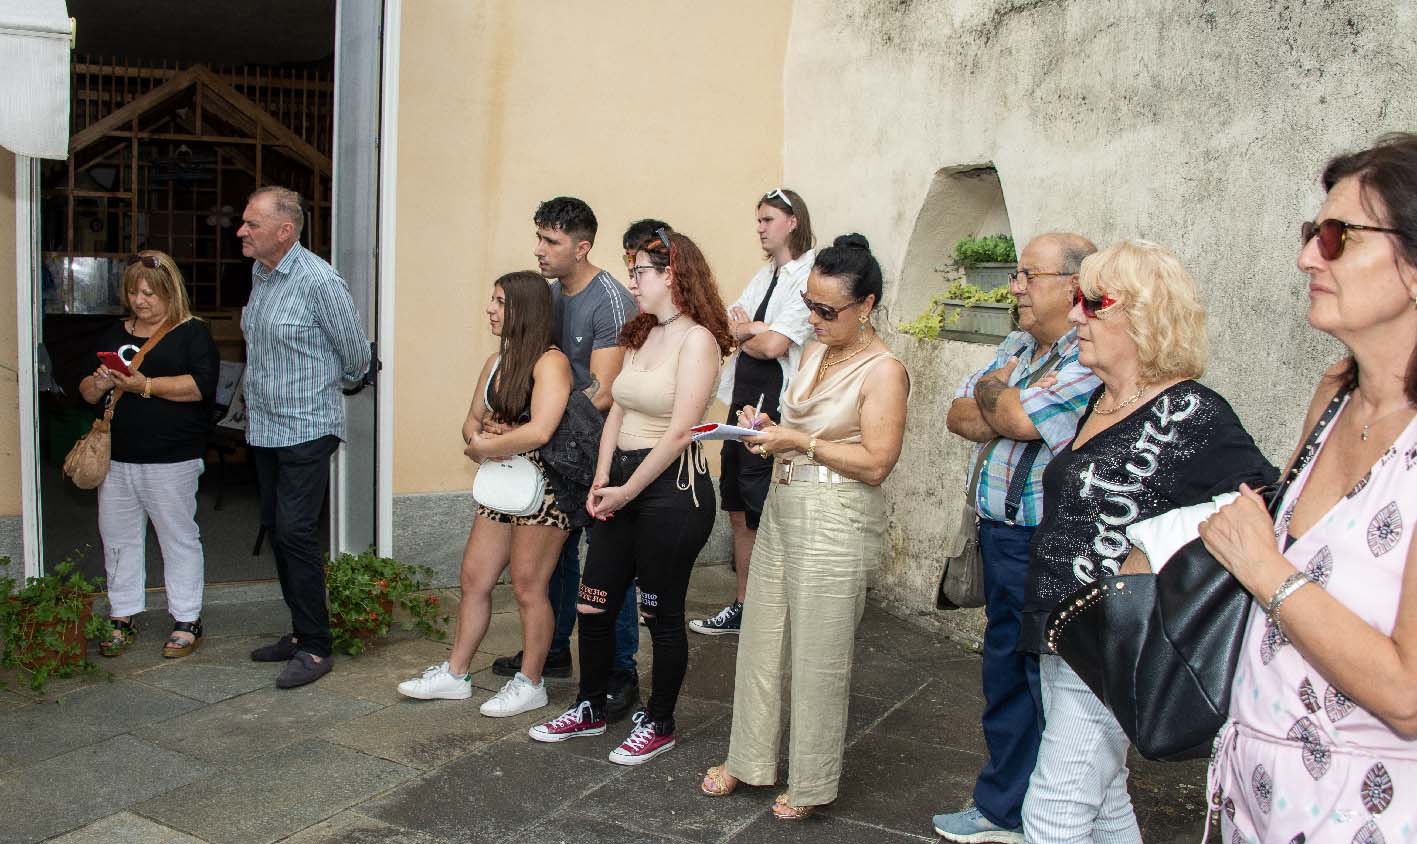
[613,326,703,450]
[779,342,905,459]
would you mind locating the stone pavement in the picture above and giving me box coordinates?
[0,565,1213,843]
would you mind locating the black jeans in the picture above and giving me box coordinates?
[252,435,339,658]
[578,447,714,727]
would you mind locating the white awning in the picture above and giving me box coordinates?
[0,0,71,159]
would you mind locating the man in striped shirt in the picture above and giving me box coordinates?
[933,233,1099,844]
[238,186,371,689]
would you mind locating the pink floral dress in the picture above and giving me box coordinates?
[1208,399,1417,843]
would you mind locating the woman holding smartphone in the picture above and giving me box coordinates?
[529,229,732,765]
[396,271,573,718]
[78,250,219,659]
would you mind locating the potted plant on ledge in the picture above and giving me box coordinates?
[326,549,451,656]
[0,556,109,692]
[953,234,1017,291]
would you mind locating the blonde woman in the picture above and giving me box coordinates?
[79,251,220,658]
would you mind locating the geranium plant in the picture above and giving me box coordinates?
[326,549,449,656]
[0,556,110,692]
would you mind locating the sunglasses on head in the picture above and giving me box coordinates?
[127,254,160,269]
[654,227,673,255]
[1073,286,1117,318]
[1301,218,1402,261]
[762,188,794,209]
[800,290,861,321]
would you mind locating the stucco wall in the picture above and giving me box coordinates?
[390,0,793,497]
[783,0,1417,641]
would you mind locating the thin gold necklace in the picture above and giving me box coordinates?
[1357,402,1415,441]
[821,335,871,371]
[1094,384,1147,416]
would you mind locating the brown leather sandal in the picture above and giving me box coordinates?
[162,619,203,659]
[772,792,817,821]
[700,765,738,797]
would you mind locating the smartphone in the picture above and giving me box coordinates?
[96,351,133,377]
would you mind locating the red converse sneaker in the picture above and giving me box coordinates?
[608,711,676,765]
[528,700,606,743]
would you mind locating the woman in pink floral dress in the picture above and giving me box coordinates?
[1201,134,1417,842]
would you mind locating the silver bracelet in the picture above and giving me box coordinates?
[1265,571,1312,627]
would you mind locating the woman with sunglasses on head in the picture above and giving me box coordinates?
[396,271,573,717]
[1196,134,1417,842]
[78,251,220,658]
[529,229,732,765]
[699,234,910,820]
[1014,241,1275,843]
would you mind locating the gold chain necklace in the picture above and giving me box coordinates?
[1094,384,1148,416]
[820,336,871,372]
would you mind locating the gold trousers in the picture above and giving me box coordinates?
[725,476,885,806]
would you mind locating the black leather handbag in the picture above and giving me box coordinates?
[1046,384,1348,761]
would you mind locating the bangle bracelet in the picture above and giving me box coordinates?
[142,377,152,399]
[805,437,817,462]
[1265,571,1311,626]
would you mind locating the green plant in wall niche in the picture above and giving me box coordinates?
[952,234,1017,266]
[0,555,110,692]
[899,280,1016,341]
[326,549,450,657]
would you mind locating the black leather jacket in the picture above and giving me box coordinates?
[539,390,603,529]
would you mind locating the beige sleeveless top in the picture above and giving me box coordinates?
[779,342,905,459]
[613,326,703,450]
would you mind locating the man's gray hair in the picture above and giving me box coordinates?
[250,186,306,238]
[1041,232,1098,275]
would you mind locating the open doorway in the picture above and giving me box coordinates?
[36,1,338,584]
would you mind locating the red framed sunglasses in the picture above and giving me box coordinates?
[1073,286,1117,318]
[1301,218,1401,261]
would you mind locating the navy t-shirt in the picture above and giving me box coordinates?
[1020,380,1277,653]
[92,318,221,463]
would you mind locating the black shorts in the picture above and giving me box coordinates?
[718,414,773,530]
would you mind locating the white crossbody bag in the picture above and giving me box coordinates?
[471,357,545,517]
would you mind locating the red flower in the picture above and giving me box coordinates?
[427,595,439,606]
[376,579,388,591]
[368,611,379,621]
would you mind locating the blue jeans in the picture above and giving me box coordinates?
[547,528,639,674]
[971,519,1044,830]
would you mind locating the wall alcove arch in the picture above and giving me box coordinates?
[891,164,1014,336]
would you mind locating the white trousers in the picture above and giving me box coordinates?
[1022,654,1141,844]
[97,458,205,622]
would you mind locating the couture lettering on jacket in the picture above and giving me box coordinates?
[1071,392,1200,583]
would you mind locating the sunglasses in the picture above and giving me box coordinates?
[1301,218,1402,261]
[654,227,673,255]
[1073,287,1118,318]
[800,291,861,321]
[127,254,160,269]
[762,188,794,209]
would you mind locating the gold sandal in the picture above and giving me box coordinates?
[772,793,816,821]
[99,618,136,658]
[700,765,738,797]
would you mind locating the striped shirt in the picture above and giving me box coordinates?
[241,243,371,448]
[954,328,1100,526]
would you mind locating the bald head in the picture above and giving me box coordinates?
[1028,232,1097,275]
[1013,232,1096,345]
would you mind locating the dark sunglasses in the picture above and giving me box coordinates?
[127,254,160,269]
[800,290,861,321]
[1301,218,1402,261]
[654,227,673,255]
[1073,286,1117,318]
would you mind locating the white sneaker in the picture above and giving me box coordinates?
[397,661,472,700]
[480,672,549,717]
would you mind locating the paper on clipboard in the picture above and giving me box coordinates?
[690,422,762,442]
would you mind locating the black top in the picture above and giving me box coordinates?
[1020,380,1276,652]
[729,267,785,417]
[92,318,221,464]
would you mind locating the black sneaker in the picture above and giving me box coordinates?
[689,601,742,635]
[607,672,640,723]
[494,648,573,679]
[276,651,333,688]
[250,633,299,662]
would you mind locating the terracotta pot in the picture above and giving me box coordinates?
[11,593,94,669]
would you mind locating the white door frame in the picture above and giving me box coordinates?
[12,2,401,573]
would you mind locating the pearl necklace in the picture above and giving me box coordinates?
[1094,384,1148,416]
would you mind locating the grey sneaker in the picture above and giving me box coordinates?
[689,601,742,635]
[931,807,1023,843]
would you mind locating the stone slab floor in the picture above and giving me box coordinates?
[0,565,1213,843]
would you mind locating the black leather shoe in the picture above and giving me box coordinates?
[607,673,640,723]
[251,634,299,663]
[543,648,573,679]
[276,651,333,689]
[491,651,523,677]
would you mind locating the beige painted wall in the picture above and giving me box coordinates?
[0,149,19,518]
[391,1,793,495]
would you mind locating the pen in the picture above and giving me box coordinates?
[752,393,765,429]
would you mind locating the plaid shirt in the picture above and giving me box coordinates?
[954,328,1100,526]
[241,243,370,448]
